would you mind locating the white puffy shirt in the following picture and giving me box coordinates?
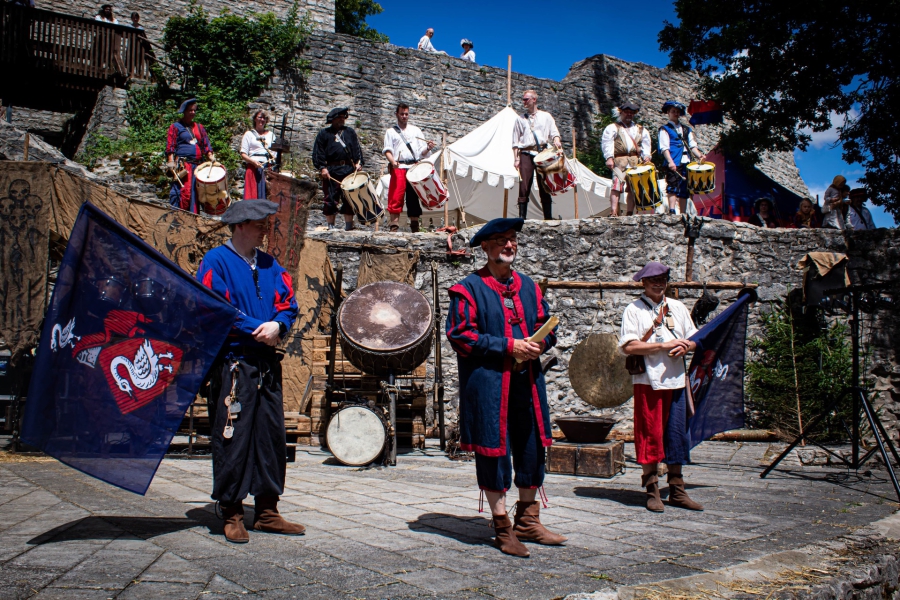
[383,124,428,166]
[461,50,476,62]
[512,110,560,150]
[240,130,274,160]
[601,122,652,160]
[619,295,698,390]
[418,35,436,52]
[658,121,699,164]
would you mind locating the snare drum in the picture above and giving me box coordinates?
[625,164,662,210]
[194,162,230,215]
[340,172,384,224]
[326,404,387,466]
[406,161,449,210]
[534,149,576,195]
[686,161,716,195]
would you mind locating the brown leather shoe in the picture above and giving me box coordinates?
[513,501,567,545]
[252,495,306,535]
[221,502,249,544]
[641,474,665,512]
[491,513,529,557]
[667,475,704,511]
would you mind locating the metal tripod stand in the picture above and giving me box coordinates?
[760,284,900,503]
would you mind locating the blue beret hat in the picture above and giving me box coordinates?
[632,261,670,282]
[469,217,524,247]
[326,107,349,123]
[221,200,279,224]
[177,98,198,114]
[662,100,687,115]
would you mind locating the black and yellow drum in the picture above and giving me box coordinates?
[624,164,662,210]
[337,281,434,376]
[686,161,716,195]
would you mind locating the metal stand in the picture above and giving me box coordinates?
[324,263,344,441]
[760,284,900,503]
[383,371,398,466]
[431,262,446,450]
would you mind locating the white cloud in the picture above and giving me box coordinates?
[800,109,859,150]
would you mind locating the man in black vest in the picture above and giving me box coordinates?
[312,107,364,230]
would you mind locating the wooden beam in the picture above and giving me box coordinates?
[543,280,757,291]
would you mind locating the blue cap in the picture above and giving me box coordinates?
[632,261,670,281]
[662,100,687,115]
[469,217,524,247]
[221,200,279,224]
[178,98,198,114]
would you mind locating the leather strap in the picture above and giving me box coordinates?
[638,298,668,343]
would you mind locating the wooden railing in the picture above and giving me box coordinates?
[0,3,152,82]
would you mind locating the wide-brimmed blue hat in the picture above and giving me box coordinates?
[633,261,670,281]
[470,218,524,247]
[221,200,278,224]
[178,98,198,114]
[662,100,687,115]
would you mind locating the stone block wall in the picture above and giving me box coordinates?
[76,87,129,157]
[305,216,898,438]
[40,0,334,42]
[254,32,808,197]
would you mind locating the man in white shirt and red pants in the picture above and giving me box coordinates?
[512,90,562,220]
[620,261,704,513]
[383,103,434,232]
[601,101,652,216]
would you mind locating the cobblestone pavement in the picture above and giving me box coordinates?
[0,441,897,599]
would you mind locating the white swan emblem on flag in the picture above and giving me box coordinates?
[50,318,80,352]
[110,338,175,395]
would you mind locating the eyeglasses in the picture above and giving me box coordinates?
[488,236,518,246]
[643,275,668,284]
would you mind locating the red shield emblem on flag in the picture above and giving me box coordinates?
[98,338,183,414]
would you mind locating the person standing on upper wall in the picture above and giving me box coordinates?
[460,39,476,63]
[239,110,274,201]
[659,100,705,215]
[601,101,652,217]
[511,90,562,221]
[165,98,215,214]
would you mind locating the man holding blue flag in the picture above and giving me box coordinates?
[619,262,703,513]
[197,199,302,544]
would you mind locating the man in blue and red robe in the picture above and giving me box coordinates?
[197,200,303,544]
[446,217,566,558]
[166,98,215,214]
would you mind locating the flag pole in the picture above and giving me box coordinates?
[507,56,512,107]
[441,132,449,227]
[571,126,579,219]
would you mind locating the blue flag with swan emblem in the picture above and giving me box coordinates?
[21,203,237,494]
[685,292,751,448]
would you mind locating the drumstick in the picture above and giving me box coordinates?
[515,316,560,365]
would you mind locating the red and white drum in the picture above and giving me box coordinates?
[406,161,449,210]
[534,149,576,196]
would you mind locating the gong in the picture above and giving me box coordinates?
[568,333,633,409]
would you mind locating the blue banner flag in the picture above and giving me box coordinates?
[685,293,751,448]
[21,203,238,494]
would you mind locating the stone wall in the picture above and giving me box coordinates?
[40,0,334,42]
[76,87,129,157]
[254,32,809,197]
[306,216,899,438]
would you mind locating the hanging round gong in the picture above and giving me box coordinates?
[568,333,633,409]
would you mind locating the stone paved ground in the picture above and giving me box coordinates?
[0,441,897,600]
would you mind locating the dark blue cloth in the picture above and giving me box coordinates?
[196,245,298,353]
[666,164,689,198]
[473,370,546,491]
[660,122,692,165]
[20,203,238,495]
[688,100,724,125]
[468,218,524,247]
[683,294,750,448]
[662,391,691,465]
[446,267,556,456]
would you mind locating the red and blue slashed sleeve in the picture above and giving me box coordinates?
[272,269,299,334]
[197,257,231,303]
[165,123,178,154]
[445,285,509,359]
[535,282,557,353]
[196,123,212,156]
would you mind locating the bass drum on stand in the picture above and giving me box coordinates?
[337,281,434,376]
[326,404,388,466]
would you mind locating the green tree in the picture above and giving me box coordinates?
[746,294,853,442]
[658,1,900,219]
[335,0,389,43]
[579,112,664,178]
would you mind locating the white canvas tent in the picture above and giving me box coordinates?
[375,106,675,224]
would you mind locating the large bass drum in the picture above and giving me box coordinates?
[326,404,387,466]
[337,281,434,376]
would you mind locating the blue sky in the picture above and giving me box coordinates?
[368,0,895,228]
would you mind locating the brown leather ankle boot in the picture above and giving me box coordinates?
[513,501,567,545]
[491,513,529,557]
[221,502,249,544]
[641,474,665,512]
[252,495,306,535]
[667,474,704,511]
[410,220,420,233]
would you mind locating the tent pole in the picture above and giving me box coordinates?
[571,126,579,219]
[503,188,509,218]
[441,132,449,227]
[507,56,512,107]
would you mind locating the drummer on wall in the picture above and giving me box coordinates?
[239,110,275,200]
[166,98,215,213]
[512,90,562,220]
[383,102,434,232]
[446,217,567,557]
[601,101,652,216]
[659,100,705,215]
[312,107,364,231]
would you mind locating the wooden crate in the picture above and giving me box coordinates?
[546,441,625,478]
